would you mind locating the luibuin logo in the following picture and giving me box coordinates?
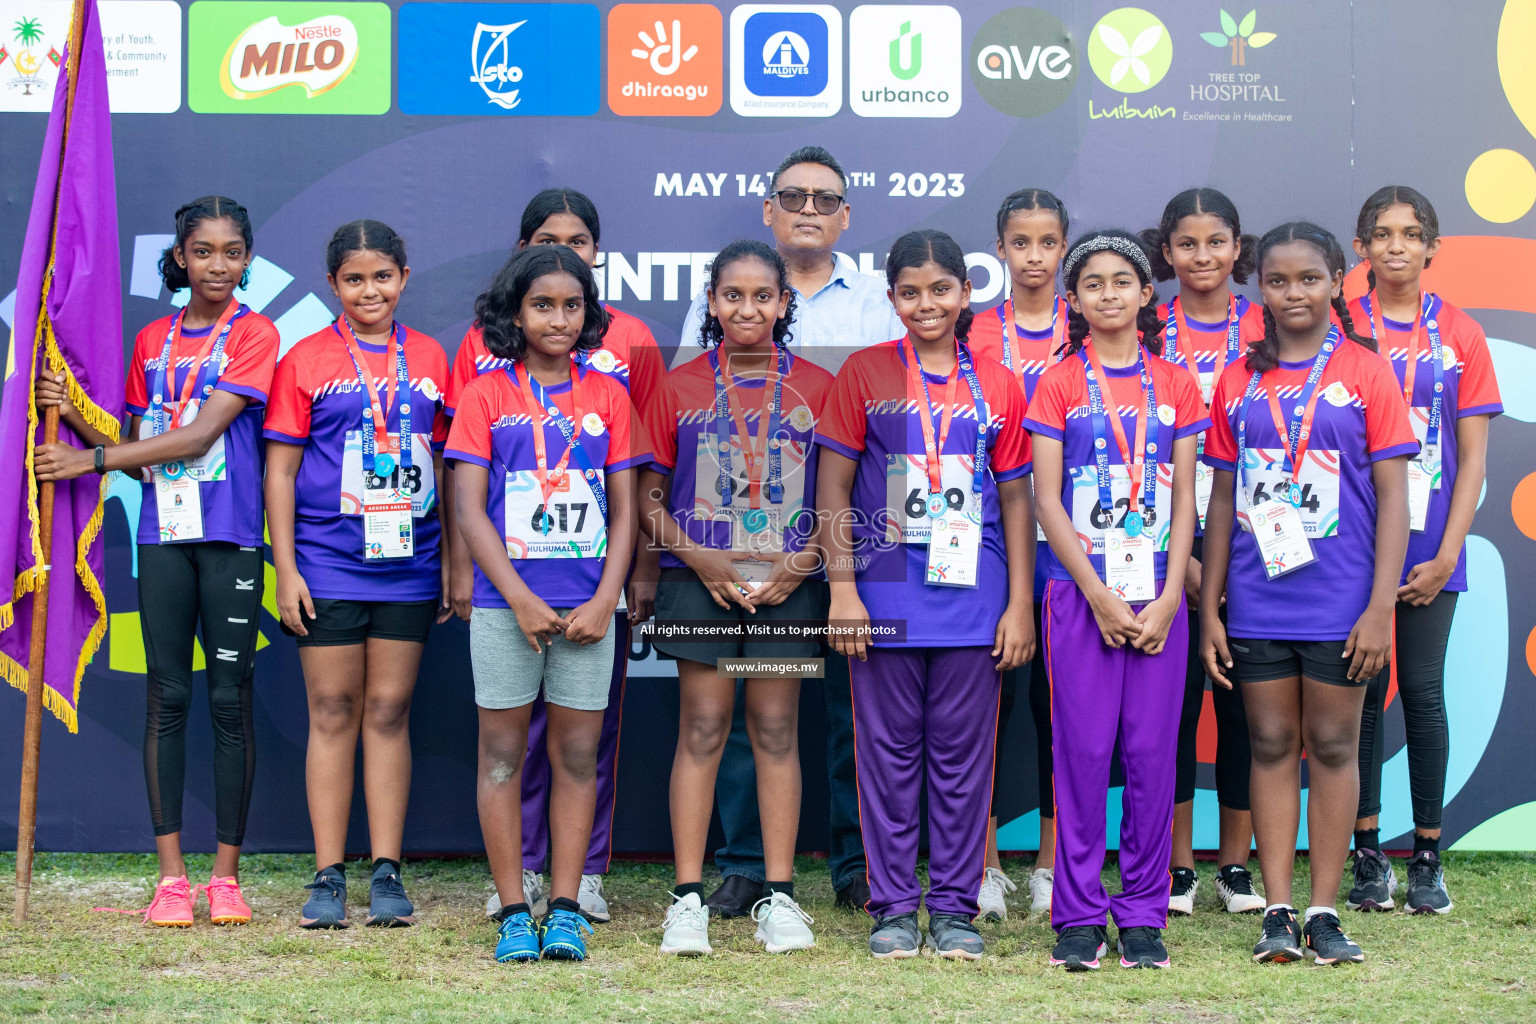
[1200,9,1276,66]
[1087,7,1172,94]
[469,20,524,108]
[221,14,358,99]
[889,20,920,81]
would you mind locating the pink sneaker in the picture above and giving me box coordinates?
[145,876,194,927]
[201,874,253,926]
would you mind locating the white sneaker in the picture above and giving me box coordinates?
[1028,867,1054,915]
[977,866,1017,922]
[660,892,712,956]
[578,873,611,923]
[483,869,546,919]
[751,891,815,953]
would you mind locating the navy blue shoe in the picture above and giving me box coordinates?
[299,866,348,929]
[365,862,415,927]
[539,907,594,961]
[495,911,541,963]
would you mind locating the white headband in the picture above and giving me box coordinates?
[1063,234,1152,285]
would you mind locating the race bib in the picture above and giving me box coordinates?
[691,433,810,553]
[341,430,436,518]
[504,467,607,559]
[1068,462,1174,555]
[1237,447,1341,537]
[141,402,227,482]
[154,465,204,543]
[886,452,984,544]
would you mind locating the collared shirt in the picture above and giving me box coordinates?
[675,251,904,372]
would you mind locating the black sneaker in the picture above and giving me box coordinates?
[1215,864,1266,914]
[1403,851,1453,915]
[868,911,921,959]
[1304,911,1365,964]
[1345,848,1397,912]
[835,877,872,913]
[925,913,985,960]
[704,875,762,919]
[1117,925,1170,968]
[1049,924,1108,971]
[1168,866,1198,915]
[1252,906,1303,963]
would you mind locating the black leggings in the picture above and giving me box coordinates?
[1356,590,1458,830]
[1175,606,1252,809]
[139,542,263,846]
[1027,603,1053,819]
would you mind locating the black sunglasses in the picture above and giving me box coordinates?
[773,190,845,216]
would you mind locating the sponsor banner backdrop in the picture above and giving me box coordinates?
[1,0,1535,854]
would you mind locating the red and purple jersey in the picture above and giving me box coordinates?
[445,365,651,609]
[1157,295,1266,395]
[264,323,450,602]
[1348,295,1503,590]
[445,306,666,415]
[645,349,834,568]
[1203,341,1418,640]
[125,307,279,547]
[1024,345,1209,583]
[814,340,1032,648]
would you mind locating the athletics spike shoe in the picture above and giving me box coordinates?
[751,892,816,953]
[578,874,611,923]
[494,910,541,963]
[484,870,546,919]
[868,912,921,959]
[299,866,348,929]
[1215,864,1266,915]
[926,913,985,960]
[1117,925,1170,968]
[977,866,1016,922]
[705,874,762,920]
[365,861,415,927]
[1050,925,1108,971]
[1403,851,1453,915]
[1027,867,1054,915]
[1168,867,1198,916]
[145,876,195,928]
[201,874,252,926]
[1345,848,1397,912]
[539,906,594,961]
[659,892,712,956]
[1304,911,1365,964]
[1252,906,1303,963]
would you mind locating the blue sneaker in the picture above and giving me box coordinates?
[539,907,594,961]
[494,911,541,963]
[299,866,349,929]
[365,861,415,927]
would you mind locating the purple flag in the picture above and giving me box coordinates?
[0,0,123,734]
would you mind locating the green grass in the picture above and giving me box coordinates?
[0,852,1532,1023]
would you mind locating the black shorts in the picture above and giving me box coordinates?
[651,567,827,663]
[1227,636,1359,687]
[283,598,438,647]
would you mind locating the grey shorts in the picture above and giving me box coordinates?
[469,606,616,711]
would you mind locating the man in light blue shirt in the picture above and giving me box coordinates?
[689,146,896,919]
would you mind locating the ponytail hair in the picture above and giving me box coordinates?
[884,229,975,344]
[994,187,1070,241]
[1248,221,1374,373]
[158,196,254,293]
[326,219,408,278]
[1355,185,1440,291]
[1061,230,1165,357]
[1139,187,1258,285]
[698,239,798,349]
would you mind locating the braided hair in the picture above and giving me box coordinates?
[1061,230,1164,357]
[994,187,1070,241]
[1248,221,1373,373]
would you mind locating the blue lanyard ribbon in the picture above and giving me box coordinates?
[148,305,243,438]
[1236,328,1339,500]
[911,341,990,498]
[1080,347,1158,528]
[338,320,412,476]
[1363,292,1444,449]
[710,347,791,508]
[515,366,608,524]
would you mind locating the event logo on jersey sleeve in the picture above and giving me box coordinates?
[608,4,722,116]
[849,5,960,118]
[730,4,841,117]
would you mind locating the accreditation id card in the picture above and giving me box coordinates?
[1406,443,1441,533]
[362,433,413,560]
[1103,529,1155,603]
[155,463,204,543]
[735,557,773,593]
[1246,498,1315,579]
[925,509,980,588]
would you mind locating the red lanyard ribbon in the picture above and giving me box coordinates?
[513,360,583,505]
[338,317,401,457]
[718,358,781,509]
[1082,340,1151,512]
[902,337,961,495]
[163,300,241,430]
[1170,294,1236,391]
[1001,296,1067,392]
[1368,290,1426,412]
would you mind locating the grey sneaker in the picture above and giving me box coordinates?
[578,873,611,923]
[484,869,546,918]
[1345,848,1397,912]
[868,911,921,959]
[1403,851,1453,915]
[925,913,985,960]
[977,866,1016,922]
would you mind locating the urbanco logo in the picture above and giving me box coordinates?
[969,7,1077,118]
[608,4,722,116]
[849,5,960,119]
[1087,7,1172,94]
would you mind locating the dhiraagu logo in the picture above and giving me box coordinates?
[1087,7,1172,94]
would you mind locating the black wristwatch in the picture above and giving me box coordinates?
[93,445,106,475]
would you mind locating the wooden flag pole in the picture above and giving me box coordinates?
[14,0,86,926]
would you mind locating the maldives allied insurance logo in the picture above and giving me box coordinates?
[1086,7,1172,94]
[729,4,842,117]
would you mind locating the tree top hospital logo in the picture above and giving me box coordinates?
[1087,7,1172,94]
[849,5,960,119]
[730,4,841,117]
[398,3,598,116]
[969,6,1077,118]
[608,4,722,116]
[1201,8,1277,66]
[188,1,389,114]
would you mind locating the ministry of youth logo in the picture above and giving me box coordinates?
[632,19,698,76]
[762,31,810,79]
[470,20,525,108]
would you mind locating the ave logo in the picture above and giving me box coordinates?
[849,5,961,119]
[969,7,1077,117]
[608,4,722,116]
